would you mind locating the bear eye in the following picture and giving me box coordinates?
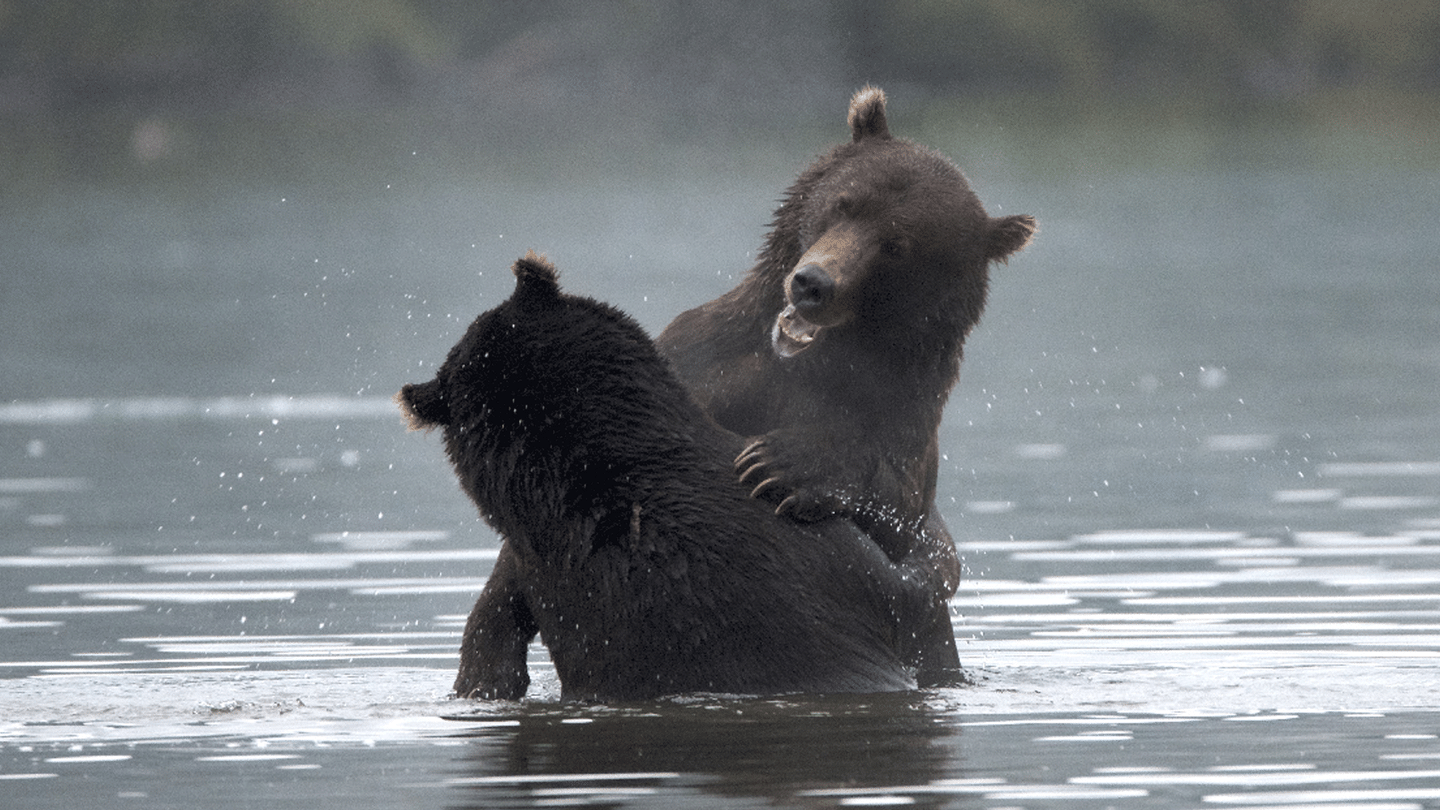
[881,237,908,257]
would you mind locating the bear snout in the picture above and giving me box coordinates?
[788,264,835,313]
[785,219,877,328]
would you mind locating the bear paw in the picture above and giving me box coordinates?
[735,436,847,522]
[453,661,530,701]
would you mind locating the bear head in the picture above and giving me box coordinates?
[398,252,695,550]
[769,86,1037,358]
[398,251,573,437]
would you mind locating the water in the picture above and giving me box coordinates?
[3,108,1439,807]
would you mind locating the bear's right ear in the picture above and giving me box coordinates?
[397,380,450,429]
[848,85,891,142]
[511,250,562,306]
[984,214,1038,264]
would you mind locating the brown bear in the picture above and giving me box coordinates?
[445,86,1035,698]
[654,86,1036,685]
[400,254,938,701]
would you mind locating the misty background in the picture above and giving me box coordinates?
[6,1,1440,177]
[3,1,1438,416]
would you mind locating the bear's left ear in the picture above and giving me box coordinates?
[984,214,1038,263]
[397,380,450,429]
[511,250,562,307]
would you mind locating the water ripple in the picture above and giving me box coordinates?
[0,395,398,425]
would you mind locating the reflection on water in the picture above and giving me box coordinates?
[2,690,1438,808]
[3,120,1440,806]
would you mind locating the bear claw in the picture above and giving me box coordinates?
[749,476,784,501]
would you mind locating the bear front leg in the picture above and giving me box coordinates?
[453,543,538,700]
[902,513,966,687]
[907,597,966,688]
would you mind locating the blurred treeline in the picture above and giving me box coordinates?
[4,0,1439,183]
[5,0,1439,114]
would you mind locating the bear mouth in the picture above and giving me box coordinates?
[772,304,822,358]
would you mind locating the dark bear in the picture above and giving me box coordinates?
[654,86,1037,684]
[400,253,943,701]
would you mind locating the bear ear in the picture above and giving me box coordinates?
[397,380,450,429]
[511,250,562,306]
[848,85,890,142]
[984,214,1038,264]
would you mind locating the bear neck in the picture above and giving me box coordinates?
[804,318,966,409]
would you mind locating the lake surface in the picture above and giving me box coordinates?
[2,106,1439,807]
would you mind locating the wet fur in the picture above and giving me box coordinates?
[402,253,936,701]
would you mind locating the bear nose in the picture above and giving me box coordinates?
[789,264,835,313]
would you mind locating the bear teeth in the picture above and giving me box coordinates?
[773,304,820,358]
